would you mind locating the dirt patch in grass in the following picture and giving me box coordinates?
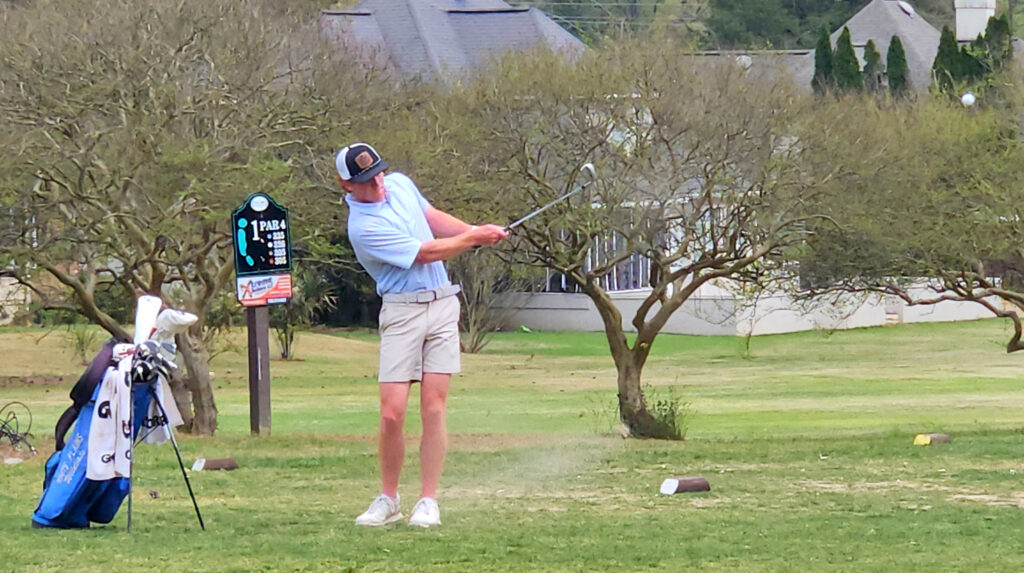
[948,492,1024,508]
[800,480,851,492]
[0,443,37,460]
[0,375,69,388]
[448,433,600,452]
[799,479,967,494]
[265,432,586,451]
[799,479,1024,507]
[452,484,641,502]
[216,433,590,458]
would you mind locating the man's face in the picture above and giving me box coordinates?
[338,172,385,197]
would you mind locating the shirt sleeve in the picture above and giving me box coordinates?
[356,220,422,270]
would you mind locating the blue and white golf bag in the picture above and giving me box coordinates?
[32,307,195,529]
[31,347,152,528]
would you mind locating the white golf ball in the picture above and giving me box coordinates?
[961,92,976,107]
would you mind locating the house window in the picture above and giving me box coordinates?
[543,231,652,293]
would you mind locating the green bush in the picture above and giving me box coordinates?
[642,385,693,441]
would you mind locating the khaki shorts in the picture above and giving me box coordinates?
[377,294,461,382]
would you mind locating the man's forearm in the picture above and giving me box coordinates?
[415,233,476,264]
[425,206,473,238]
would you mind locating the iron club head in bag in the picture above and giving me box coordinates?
[508,163,596,230]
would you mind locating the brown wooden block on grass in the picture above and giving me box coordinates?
[191,457,239,471]
[660,476,710,494]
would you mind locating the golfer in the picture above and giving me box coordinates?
[336,142,508,528]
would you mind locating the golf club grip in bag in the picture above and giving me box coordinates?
[32,348,156,529]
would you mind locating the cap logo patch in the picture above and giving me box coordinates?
[355,151,375,169]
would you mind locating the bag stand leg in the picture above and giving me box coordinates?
[128,393,134,533]
[150,385,205,531]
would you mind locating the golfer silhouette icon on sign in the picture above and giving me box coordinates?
[236,219,255,267]
[231,194,291,277]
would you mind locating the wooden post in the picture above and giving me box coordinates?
[247,306,271,435]
[660,476,711,494]
[192,458,239,471]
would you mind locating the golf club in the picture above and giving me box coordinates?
[508,163,596,230]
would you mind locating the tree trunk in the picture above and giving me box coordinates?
[166,366,195,431]
[581,280,659,437]
[283,327,294,360]
[615,356,660,437]
[176,330,218,435]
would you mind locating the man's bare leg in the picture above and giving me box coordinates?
[419,372,450,499]
[379,382,411,498]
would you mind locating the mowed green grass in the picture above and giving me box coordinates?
[2,319,1024,572]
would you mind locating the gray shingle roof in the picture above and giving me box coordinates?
[320,0,585,82]
[791,0,941,91]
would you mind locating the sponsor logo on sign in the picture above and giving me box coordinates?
[239,277,275,299]
[237,274,292,307]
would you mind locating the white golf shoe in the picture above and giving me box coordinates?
[408,497,441,528]
[355,494,402,526]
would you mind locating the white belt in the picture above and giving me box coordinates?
[381,284,461,303]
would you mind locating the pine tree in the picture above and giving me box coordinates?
[959,44,984,80]
[981,14,1012,70]
[812,26,833,95]
[887,35,909,97]
[862,39,883,93]
[932,26,960,93]
[833,27,863,92]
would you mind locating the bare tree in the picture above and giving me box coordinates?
[425,44,840,437]
[0,0,355,433]
[799,95,1024,352]
[448,250,535,354]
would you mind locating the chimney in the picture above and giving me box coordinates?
[954,0,997,42]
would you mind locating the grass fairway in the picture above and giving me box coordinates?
[2,320,1024,571]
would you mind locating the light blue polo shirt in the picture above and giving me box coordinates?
[345,172,450,295]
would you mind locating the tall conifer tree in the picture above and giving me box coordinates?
[933,25,960,93]
[833,27,863,92]
[887,35,909,96]
[812,27,834,94]
[862,39,883,93]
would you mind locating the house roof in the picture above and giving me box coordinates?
[790,0,942,91]
[319,0,585,82]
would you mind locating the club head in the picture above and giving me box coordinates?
[579,163,596,181]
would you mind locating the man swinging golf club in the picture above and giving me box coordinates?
[337,142,508,528]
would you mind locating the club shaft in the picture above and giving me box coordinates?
[509,186,584,229]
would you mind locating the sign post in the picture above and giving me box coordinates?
[232,193,292,436]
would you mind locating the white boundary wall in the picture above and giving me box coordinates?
[496,285,998,336]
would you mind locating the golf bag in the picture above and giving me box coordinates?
[31,352,155,528]
[32,305,194,529]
